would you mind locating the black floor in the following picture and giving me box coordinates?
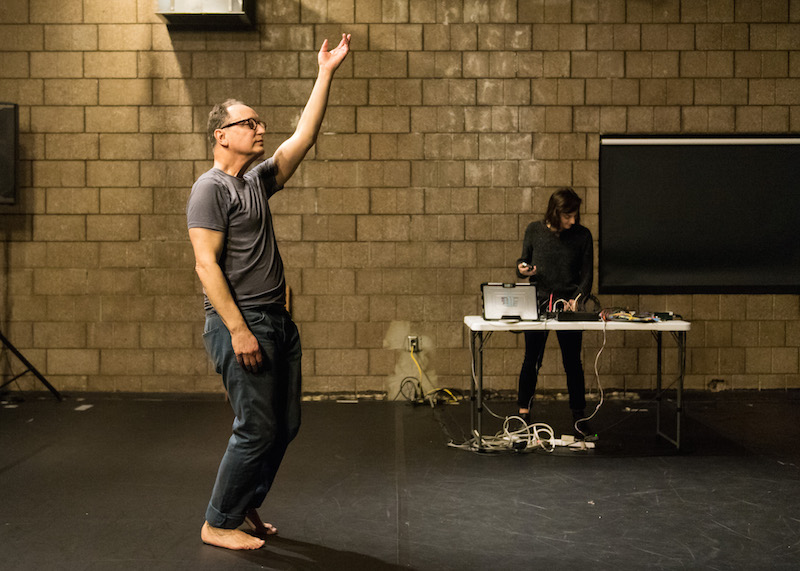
[1,390,799,570]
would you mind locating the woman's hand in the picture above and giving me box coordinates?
[518,262,536,276]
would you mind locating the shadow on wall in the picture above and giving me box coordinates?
[1,202,33,384]
[150,0,330,161]
[384,320,437,401]
[1,231,7,379]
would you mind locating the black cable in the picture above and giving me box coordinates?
[393,376,422,402]
[579,294,601,312]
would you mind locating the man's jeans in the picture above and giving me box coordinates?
[202,306,302,529]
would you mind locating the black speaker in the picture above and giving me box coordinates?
[0,103,18,205]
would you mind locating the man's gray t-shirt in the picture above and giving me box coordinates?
[186,158,285,311]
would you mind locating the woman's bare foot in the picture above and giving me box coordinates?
[244,509,278,539]
[201,521,265,550]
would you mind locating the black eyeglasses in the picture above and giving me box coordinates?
[219,118,266,131]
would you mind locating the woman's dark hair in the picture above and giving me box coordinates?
[544,187,582,230]
[207,99,246,148]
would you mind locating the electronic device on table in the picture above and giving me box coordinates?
[481,283,538,321]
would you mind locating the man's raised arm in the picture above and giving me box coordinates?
[273,33,351,187]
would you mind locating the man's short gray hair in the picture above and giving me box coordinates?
[207,99,246,148]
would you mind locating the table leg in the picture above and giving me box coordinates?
[656,331,663,440]
[469,330,477,440]
[655,330,686,450]
[674,331,686,449]
[478,332,483,439]
[470,330,485,450]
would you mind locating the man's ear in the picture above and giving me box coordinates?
[214,129,228,148]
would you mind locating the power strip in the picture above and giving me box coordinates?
[507,433,595,451]
[552,436,595,449]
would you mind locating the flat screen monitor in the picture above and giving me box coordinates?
[599,135,800,294]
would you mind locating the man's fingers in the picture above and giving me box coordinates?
[238,350,263,373]
[248,353,262,372]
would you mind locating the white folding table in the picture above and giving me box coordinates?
[463,316,691,450]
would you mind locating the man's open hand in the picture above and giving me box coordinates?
[318,33,351,72]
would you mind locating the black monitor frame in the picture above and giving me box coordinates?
[599,134,800,294]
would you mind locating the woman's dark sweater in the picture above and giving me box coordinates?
[516,220,593,303]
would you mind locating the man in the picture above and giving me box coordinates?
[186,34,351,551]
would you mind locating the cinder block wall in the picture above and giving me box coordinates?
[1,0,798,396]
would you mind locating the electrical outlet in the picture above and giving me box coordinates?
[407,335,419,352]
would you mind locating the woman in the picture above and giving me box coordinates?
[516,187,596,440]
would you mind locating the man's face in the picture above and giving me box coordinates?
[218,104,266,158]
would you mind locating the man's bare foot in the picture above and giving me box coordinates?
[201,521,264,550]
[244,509,278,539]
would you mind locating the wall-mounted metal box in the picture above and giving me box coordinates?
[156,0,255,30]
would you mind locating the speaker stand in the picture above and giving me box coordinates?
[0,330,62,401]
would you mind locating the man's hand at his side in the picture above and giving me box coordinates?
[189,226,263,374]
[230,326,263,373]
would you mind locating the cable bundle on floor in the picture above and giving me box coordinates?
[394,347,463,407]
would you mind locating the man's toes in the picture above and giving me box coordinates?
[201,522,266,550]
